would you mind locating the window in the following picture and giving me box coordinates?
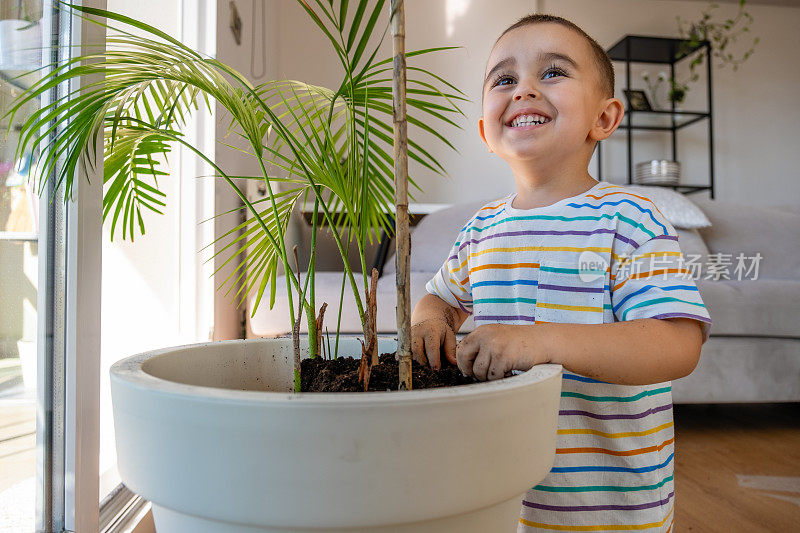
[1,2,107,531]
[0,1,48,530]
[1,2,217,530]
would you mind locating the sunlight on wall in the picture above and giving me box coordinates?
[445,0,471,38]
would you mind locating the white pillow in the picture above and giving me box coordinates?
[626,185,712,229]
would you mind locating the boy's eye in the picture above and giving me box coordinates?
[494,75,514,87]
[543,67,566,79]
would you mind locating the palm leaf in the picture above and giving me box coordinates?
[10,1,468,347]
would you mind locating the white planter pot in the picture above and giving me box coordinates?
[0,19,42,69]
[111,337,562,532]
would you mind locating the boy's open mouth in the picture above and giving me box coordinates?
[506,112,552,129]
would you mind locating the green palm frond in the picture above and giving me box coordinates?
[9,0,468,363]
[103,126,170,240]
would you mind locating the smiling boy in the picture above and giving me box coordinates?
[410,14,712,532]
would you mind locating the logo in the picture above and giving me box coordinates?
[578,251,608,283]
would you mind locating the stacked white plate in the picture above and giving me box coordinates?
[634,160,680,185]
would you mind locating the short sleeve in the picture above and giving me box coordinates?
[611,214,712,344]
[425,222,474,314]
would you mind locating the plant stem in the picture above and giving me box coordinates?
[310,196,319,354]
[251,154,301,342]
[334,269,346,358]
[292,245,303,392]
[299,195,321,358]
[391,0,412,391]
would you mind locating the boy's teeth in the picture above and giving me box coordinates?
[511,114,550,127]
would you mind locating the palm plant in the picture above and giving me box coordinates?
[6,0,466,391]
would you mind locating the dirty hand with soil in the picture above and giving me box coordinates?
[411,293,544,381]
[412,320,544,381]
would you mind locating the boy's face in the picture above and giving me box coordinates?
[479,23,618,165]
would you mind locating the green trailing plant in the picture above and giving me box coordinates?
[5,0,467,391]
[670,0,759,105]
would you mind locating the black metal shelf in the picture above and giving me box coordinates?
[598,35,715,199]
[606,35,706,64]
[632,184,712,195]
[617,109,710,131]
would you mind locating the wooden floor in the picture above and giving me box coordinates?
[674,403,800,532]
[1,403,798,531]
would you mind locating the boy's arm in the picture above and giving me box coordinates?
[411,293,470,369]
[456,317,703,385]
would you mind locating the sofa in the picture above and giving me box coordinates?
[248,194,800,404]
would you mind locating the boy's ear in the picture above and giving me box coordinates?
[589,97,625,142]
[478,117,493,153]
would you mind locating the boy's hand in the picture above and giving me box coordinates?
[411,318,457,370]
[456,324,544,381]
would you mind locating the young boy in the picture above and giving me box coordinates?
[410,14,712,532]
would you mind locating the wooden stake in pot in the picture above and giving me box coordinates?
[315,302,328,358]
[391,0,412,391]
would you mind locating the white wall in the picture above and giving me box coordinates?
[265,0,800,208]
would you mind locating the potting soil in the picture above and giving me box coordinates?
[300,353,477,392]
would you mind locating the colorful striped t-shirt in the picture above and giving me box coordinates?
[425,181,712,532]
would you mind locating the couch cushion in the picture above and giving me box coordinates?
[676,228,710,261]
[249,272,366,336]
[690,197,800,280]
[383,199,492,274]
[672,337,800,403]
[695,279,800,338]
[249,271,442,336]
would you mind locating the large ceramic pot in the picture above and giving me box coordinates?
[110,337,562,532]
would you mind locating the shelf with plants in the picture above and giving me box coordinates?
[597,34,715,198]
[645,184,711,194]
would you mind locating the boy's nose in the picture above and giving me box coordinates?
[513,89,538,100]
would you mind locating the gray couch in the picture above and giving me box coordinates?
[248,197,800,403]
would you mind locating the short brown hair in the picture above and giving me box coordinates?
[491,14,614,99]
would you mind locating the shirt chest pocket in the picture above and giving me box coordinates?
[535,261,607,325]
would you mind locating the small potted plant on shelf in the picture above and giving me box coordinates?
[641,70,668,109]
[7,2,562,531]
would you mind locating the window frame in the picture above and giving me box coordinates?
[35,1,106,531]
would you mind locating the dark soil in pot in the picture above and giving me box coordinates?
[301,353,477,392]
